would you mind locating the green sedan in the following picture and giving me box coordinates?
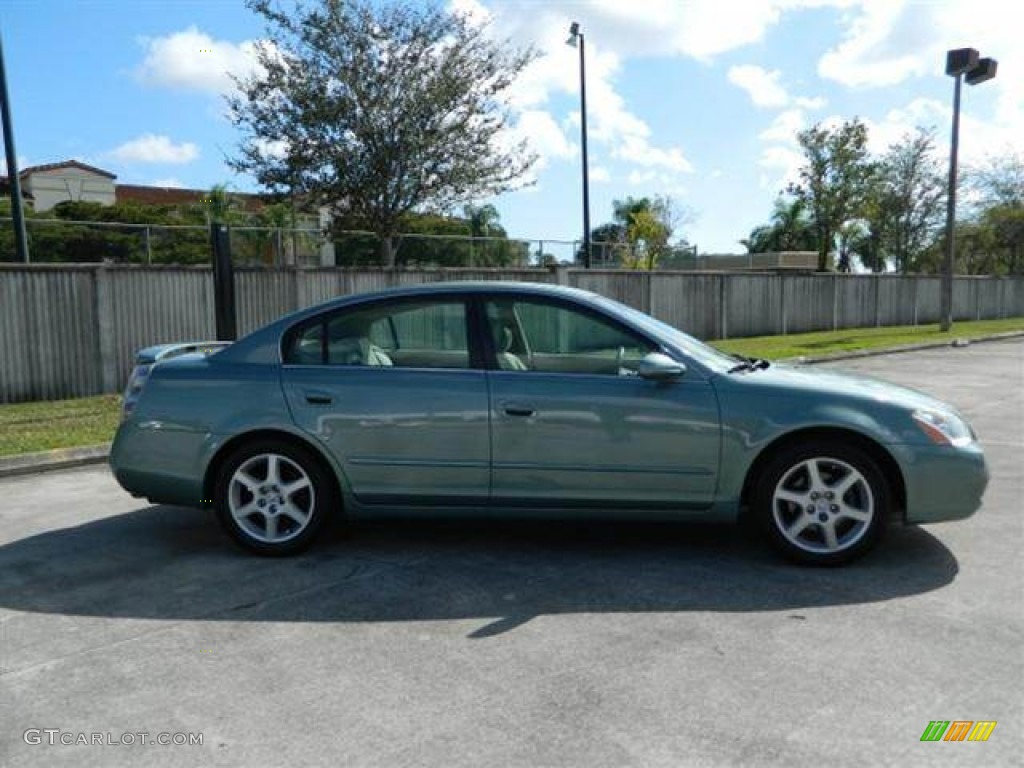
[110,282,988,565]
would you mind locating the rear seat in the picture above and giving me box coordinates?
[386,349,469,369]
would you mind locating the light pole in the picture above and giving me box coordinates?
[566,21,591,269]
[0,31,29,263]
[941,48,997,332]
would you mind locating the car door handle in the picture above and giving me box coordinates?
[502,402,535,417]
[304,391,333,405]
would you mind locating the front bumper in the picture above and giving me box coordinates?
[898,441,989,524]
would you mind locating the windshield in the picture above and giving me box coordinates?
[592,296,740,373]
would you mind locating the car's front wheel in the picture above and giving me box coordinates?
[214,440,333,556]
[752,441,890,565]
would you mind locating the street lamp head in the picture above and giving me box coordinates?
[566,21,580,47]
[965,57,997,85]
[946,48,979,77]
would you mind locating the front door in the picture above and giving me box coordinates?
[483,297,720,509]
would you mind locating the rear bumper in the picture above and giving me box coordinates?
[899,441,989,524]
[109,421,208,507]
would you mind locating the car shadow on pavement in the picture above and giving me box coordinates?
[0,505,958,637]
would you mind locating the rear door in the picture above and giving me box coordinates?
[281,296,490,506]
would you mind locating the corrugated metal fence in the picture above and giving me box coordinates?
[1,264,1022,403]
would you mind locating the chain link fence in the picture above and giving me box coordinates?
[0,218,326,266]
[1,217,583,267]
[2,216,713,269]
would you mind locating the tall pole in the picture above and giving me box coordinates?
[940,73,962,332]
[0,32,29,263]
[578,33,591,269]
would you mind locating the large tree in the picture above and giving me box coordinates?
[229,0,538,266]
[966,154,1024,274]
[982,204,1024,274]
[789,119,875,271]
[866,129,946,273]
[968,153,1024,210]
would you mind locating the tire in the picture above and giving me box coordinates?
[751,439,889,566]
[213,440,334,556]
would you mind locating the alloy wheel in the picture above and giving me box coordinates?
[227,453,316,544]
[771,456,874,555]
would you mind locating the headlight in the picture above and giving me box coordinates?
[912,409,973,447]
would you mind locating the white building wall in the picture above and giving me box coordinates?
[24,168,116,212]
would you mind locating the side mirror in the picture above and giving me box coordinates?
[637,352,686,382]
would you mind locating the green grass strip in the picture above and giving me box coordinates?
[711,317,1024,361]
[0,394,121,457]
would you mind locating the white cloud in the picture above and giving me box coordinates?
[108,134,199,164]
[483,0,857,64]
[565,0,786,61]
[817,1,1017,90]
[817,1,1024,153]
[626,168,688,198]
[864,97,1014,166]
[512,110,577,169]
[794,96,827,110]
[628,169,658,186]
[818,0,923,87]
[590,166,611,183]
[149,177,185,188]
[615,135,693,173]
[860,98,945,154]
[453,2,745,192]
[136,25,262,94]
[759,109,806,143]
[760,145,804,176]
[539,43,694,178]
[756,108,809,188]
[728,65,789,108]
[759,126,809,191]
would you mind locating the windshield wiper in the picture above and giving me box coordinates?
[728,355,771,374]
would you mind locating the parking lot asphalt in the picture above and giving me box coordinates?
[1,339,1021,768]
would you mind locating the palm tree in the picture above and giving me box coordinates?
[743,197,819,254]
[196,184,242,227]
[770,197,818,251]
[463,204,501,265]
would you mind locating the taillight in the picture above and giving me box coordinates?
[122,364,152,420]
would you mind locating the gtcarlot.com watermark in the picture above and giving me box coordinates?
[24,729,203,747]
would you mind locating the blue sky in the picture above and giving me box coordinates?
[2,0,1019,256]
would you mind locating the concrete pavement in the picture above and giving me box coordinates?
[1,339,1021,767]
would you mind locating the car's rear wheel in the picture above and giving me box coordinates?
[752,440,889,565]
[214,440,333,555]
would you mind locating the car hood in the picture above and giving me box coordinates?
[732,362,958,415]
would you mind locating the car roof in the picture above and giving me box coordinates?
[333,280,593,302]
[292,281,606,323]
